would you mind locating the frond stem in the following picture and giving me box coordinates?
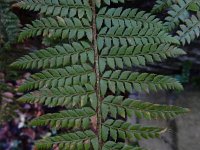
[91,0,103,149]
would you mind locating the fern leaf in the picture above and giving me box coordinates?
[13,0,188,149]
[97,7,163,29]
[152,0,175,13]
[97,26,179,50]
[95,0,125,7]
[176,15,200,45]
[103,0,125,6]
[101,70,183,95]
[35,130,97,150]
[102,119,166,141]
[18,84,96,108]
[18,17,92,42]
[102,96,189,119]
[11,42,93,69]
[100,44,185,68]
[103,141,144,150]
[164,0,200,31]
[18,0,93,21]
[17,64,95,92]
[187,1,200,11]
[30,107,95,129]
[0,1,20,44]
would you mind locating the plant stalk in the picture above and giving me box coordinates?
[91,0,103,149]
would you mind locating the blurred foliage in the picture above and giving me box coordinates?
[174,61,192,83]
[0,0,22,124]
[0,0,20,70]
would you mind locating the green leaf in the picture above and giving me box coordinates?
[35,130,96,150]
[102,96,189,119]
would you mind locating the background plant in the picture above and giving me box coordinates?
[12,0,189,149]
[0,0,22,124]
[153,0,200,46]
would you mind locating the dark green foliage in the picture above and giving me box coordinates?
[0,0,20,45]
[12,0,189,149]
[0,0,21,124]
[0,0,21,69]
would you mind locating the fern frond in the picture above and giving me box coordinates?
[31,107,95,129]
[18,0,92,21]
[100,70,183,95]
[103,0,125,6]
[187,1,200,11]
[176,15,200,45]
[11,42,93,69]
[103,141,144,150]
[152,0,175,13]
[164,0,200,31]
[35,130,97,150]
[97,26,179,50]
[18,64,95,92]
[14,0,188,149]
[18,84,96,108]
[97,7,163,29]
[102,119,166,141]
[0,0,20,44]
[102,96,189,119]
[19,17,92,42]
[100,44,185,68]
[95,0,125,8]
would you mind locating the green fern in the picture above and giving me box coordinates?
[0,0,20,45]
[103,141,144,150]
[102,96,189,120]
[164,0,193,31]
[176,14,200,45]
[12,0,189,149]
[0,0,21,124]
[97,7,163,29]
[152,0,175,13]
[153,0,200,45]
[35,130,97,149]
